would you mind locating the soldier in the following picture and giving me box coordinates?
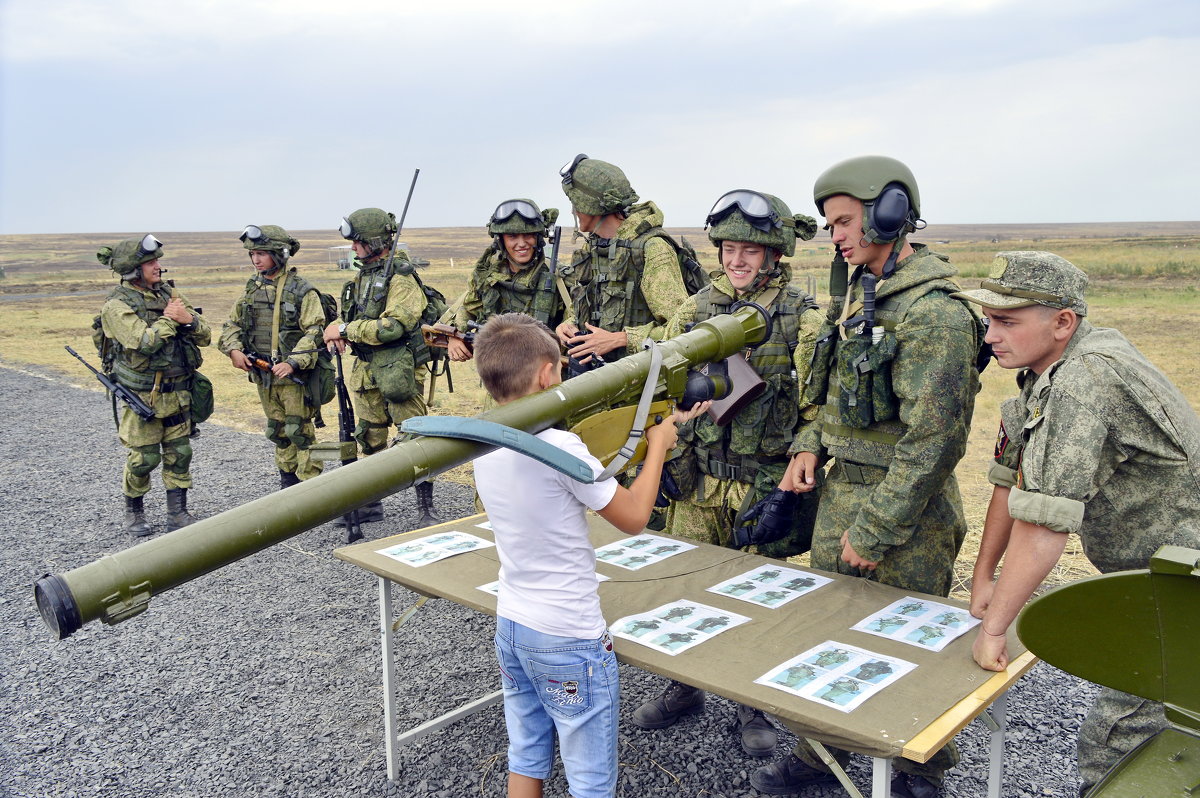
[631,190,823,759]
[443,199,566,362]
[753,157,982,798]
[553,155,689,366]
[96,235,211,536]
[322,208,441,528]
[954,251,1200,795]
[218,225,327,488]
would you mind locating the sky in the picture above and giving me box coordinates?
[2,0,1198,234]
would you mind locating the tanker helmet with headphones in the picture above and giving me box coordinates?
[812,155,922,244]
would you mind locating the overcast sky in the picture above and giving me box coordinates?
[2,0,1197,234]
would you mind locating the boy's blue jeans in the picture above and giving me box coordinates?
[494,617,619,798]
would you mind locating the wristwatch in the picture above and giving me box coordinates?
[338,323,347,338]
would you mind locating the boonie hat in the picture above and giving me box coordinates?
[953,251,1088,316]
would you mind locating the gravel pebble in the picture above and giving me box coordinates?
[0,364,1096,797]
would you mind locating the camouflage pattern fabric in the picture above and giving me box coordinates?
[101,283,211,497]
[953,250,1089,315]
[257,380,322,480]
[453,248,565,329]
[784,245,978,782]
[986,319,1200,790]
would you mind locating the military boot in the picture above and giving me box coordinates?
[125,495,152,538]
[750,754,837,795]
[414,482,441,529]
[279,470,301,490]
[734,703,779,757]
[359,500,384,523]
[165,488,197,532]
[631,680,705,729]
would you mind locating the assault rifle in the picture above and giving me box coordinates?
[65,345,156,424]
[332,351,363,544]
[563,228,607,378]
[421,321,479,352]
[242,349,305,386]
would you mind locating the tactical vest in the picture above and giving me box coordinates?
[472,251,560,325]
[237,270,316,361]
[684,284,819,484]
[340,255,431,368]
[560,224,668,353]
[819,278,980,468]
[106,283,202,392]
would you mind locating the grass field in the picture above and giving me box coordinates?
[3,222,1198,597]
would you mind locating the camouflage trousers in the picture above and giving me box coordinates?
[118,388,193,497]
[665,475,750,548]
[1078,690,1166,793]
[782,458,966,782]
[350,379,427,455]
[256,379,322,481]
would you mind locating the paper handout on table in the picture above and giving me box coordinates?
[756,641,916,713]
[379,531,494,567]
[707,564,833,608]
[611,600,750,656]
[851,596,980,652]
[594,534,697,571]
[477,573,609,596]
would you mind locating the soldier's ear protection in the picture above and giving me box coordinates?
[866,182,912,243]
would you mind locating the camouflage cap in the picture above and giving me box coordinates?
[96,234,163,276]
[240,224,300,256]
[561,157,638,216]
[953,251,1088,316]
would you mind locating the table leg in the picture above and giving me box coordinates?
[379,577,398,781]
[872,756,893,798]
[986,691,1007,798]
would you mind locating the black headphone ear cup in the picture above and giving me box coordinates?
[868,183,911,242]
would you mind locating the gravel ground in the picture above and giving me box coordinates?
[0,364,1096,798]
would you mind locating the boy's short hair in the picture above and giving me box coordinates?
[474,313,561,402]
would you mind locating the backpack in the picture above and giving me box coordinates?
[304,287,340,415]
[631,230,710,297]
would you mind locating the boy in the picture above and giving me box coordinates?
[472,312,707,798]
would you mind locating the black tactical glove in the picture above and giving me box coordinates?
[733,488,800,548]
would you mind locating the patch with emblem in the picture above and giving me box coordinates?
[994,421,1008,459]
[562,680,579,696]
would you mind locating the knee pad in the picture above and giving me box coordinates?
[127,444,162,478]
[285,415,314,450]
[265,418,288,448]
[161,437,194,474]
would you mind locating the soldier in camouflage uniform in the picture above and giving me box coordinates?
[553,155,688,364]
[753,157,981,798]
[97,235,212,536]
[631,191,824,759]
[443,199,566,362]
[218,225,326,488]
[322,208,440,527]
[954,251,1200,795]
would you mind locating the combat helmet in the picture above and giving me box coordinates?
[812,155,922,245]
[239,224,300,273]
[338,208,397,257]
[486,199,560,264]
[559,154,638,217]
[705,190,818,258]
[96,234,164,278]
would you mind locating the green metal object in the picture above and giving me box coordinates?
[34,306,769,639]
[1017,545,1200,797]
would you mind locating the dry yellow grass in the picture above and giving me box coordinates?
[3,226,1198,596]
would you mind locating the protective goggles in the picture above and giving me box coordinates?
[338,218,358,241]
[490,200,542,226]
[135,234,163,258]
[239,225,269,246]
[705,190,780,233]
[559,153,588,186]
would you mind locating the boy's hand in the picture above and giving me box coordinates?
[645,402,711,453]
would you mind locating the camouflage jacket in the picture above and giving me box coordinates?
[218,268,325,382]
[339,253,428,393]
[989,319,1200,573]
[454,248,565,329]
[560,200,688,356]
[793,245,980,561]
[100,281,212,392]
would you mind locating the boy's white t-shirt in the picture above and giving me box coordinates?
[474,427,619,639]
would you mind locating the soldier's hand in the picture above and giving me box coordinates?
[447,337,473,362]
[567,324,628,363]
[555,321,579,346]
[272,361,295,378]
[229,350,253,372]
[839,530,877,570]
[782,452,820,493]
[323,321,347,354]
[972,628,1009,672]
[969,579,995,619]
[163,297,193,324]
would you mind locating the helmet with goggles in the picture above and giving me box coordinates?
[486,199,559,236]
[812,155,921,245]
[96,234,164,276]
[559,154,638,217]
[339,208,397,253]
[706,190,816,257]
[240,224,299,272]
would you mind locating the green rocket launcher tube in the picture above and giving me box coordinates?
[35,306,768,639]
